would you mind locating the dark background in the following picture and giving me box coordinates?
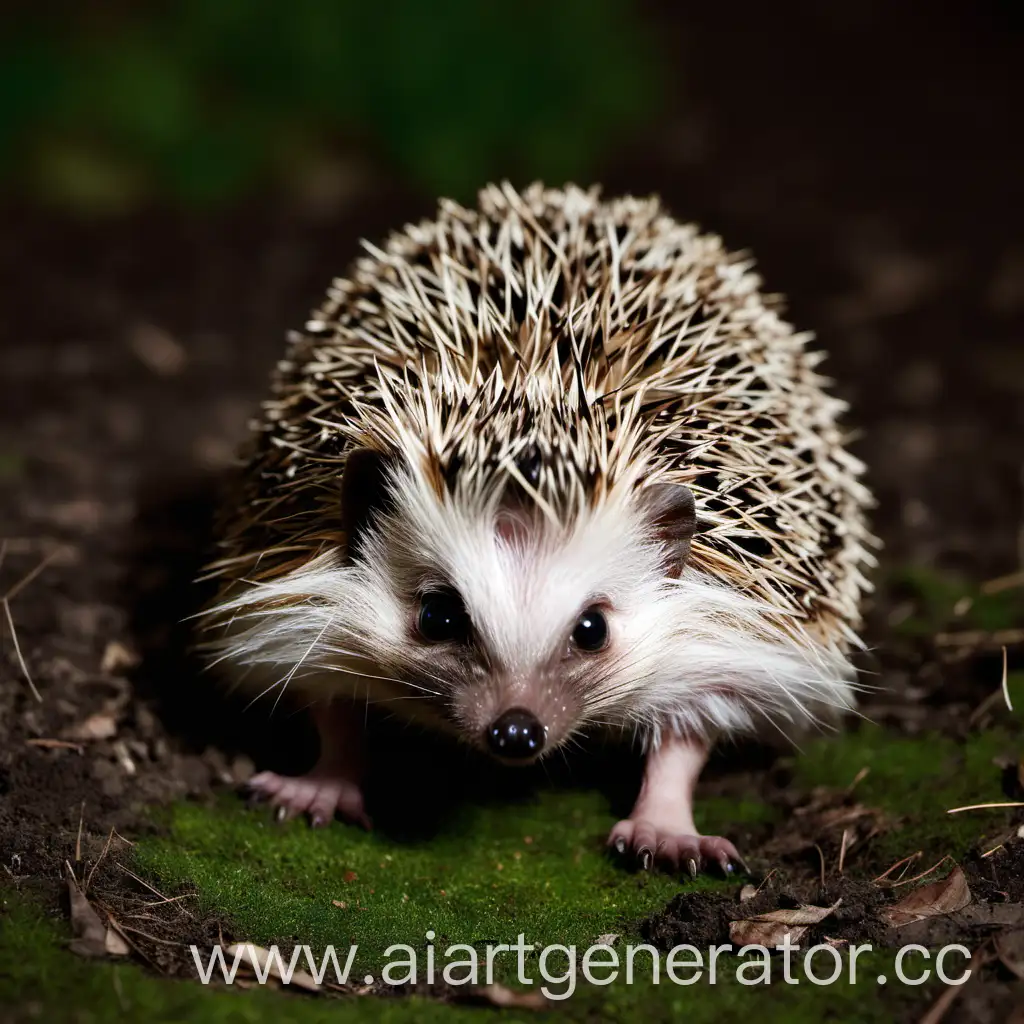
[2,0,1022,585]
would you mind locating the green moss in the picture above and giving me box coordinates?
[0,884,931,1023]
[883,565,1024,636]
[793,725,1021,862]
[136,787,745,971]
[128,723,1018,979]
[9,718,994,1020]
[0,886,488,1023]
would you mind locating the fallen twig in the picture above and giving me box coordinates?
[968,687,1006,725]
[873,851,922,883]
[814,844,826,887]
[85,829,120,893]
[1002,645,1013,712]
[2,546,64,602]
[75,802,85,863]
[890,855,954,889]
[26,738,84,753]
[3,598,41,702]
[947,801,1024,814]
[113,863,190,917]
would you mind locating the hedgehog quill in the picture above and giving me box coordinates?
[200,182,876,875]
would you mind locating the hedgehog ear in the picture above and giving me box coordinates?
[640,482,697,579]
[341,448,395,561]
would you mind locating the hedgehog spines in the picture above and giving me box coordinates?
[206,181,876,655]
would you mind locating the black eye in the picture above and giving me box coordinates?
[571,607,608,652]
[417,590,471,644]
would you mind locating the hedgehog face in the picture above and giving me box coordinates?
[345,456,699,762]
[203,447,855,756]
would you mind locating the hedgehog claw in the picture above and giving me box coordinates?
[248,770,370,830]
[607,819,745,879]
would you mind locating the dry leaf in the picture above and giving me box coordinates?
[473,983,548,1009]
[995,929,1024,980]
[67,874,109,957]
[104,924,131,957]
[595,934,619,947]
[226,944,321,992]
[66,873,128,959]
[884,865,971,927]
[63,713,118,742]
[729,899,841,947]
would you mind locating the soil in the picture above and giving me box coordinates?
[1,2,1023,1021]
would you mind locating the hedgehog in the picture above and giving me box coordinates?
[199,181,875,876]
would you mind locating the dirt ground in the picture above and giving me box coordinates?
[2,2,1023,1020]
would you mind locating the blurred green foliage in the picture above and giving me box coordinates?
[0,0,663,212]
[884,564,1024,637]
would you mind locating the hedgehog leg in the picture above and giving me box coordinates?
[248,699,370,830]
[607,732,745,877]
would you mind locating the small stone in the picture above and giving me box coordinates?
[100,641,139,674]
[64,713,118,742]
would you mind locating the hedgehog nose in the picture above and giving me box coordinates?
[486,708,545,761]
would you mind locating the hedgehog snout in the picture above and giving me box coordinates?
[485,707,546,762]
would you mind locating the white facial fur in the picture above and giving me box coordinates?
[203,461,859,759]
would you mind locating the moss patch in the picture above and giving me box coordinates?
[792,725,1021,864]
[0,886,480,1023]
[109,721,1011,1019]
[135,787,765,971]
[1,883,932,1023]
[883,565,1024,637]
[131,724,1019,967]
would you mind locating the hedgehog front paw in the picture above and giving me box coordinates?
[248,771,371,830]
[607,819,746,877]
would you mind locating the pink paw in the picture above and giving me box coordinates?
[248,771,371,830]
[607,819,747,877]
